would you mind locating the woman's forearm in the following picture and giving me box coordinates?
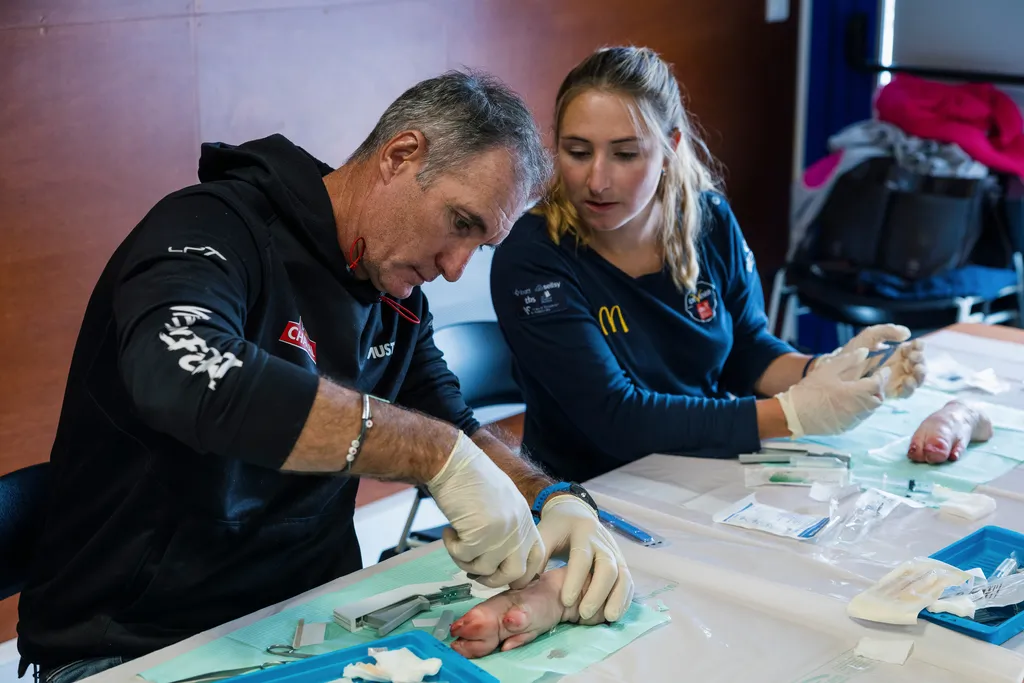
[755,397,792,439]
[753,352,815,397]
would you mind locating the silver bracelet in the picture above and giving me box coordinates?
[346,393,374,471]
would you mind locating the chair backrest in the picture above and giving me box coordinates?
[432,321,523,409]
[0,461,50,600]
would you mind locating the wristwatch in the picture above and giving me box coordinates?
[531,482,599,523]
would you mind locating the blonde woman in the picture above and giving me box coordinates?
[491,46,925,482]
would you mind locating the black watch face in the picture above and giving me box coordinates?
[570,483,597,510]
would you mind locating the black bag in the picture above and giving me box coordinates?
[796,156,995,280]
[971,173,1024,268]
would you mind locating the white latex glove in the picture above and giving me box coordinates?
[426,431,545,588]
[537,495,634,623]
[777,348,890,438]
[814,324,926,399]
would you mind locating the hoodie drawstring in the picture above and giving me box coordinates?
[347,236,421,325]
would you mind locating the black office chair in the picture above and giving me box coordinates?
[767,253,1024,346]
[378,321,524,562]
[1,462,50,601]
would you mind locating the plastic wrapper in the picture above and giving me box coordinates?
[743,464,849,488]
[712,494,831,540]
[816,488,919,547]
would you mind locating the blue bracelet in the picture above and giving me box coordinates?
[802,355,819,378]
[531,482,572,523]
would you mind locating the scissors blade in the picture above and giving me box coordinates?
[862,341,901,378]
[168,663,283,683]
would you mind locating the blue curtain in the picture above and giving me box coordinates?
[797,0,881,352]
[804,0,880,167]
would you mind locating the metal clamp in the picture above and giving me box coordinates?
[362,583,473,636]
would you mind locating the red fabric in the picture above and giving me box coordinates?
[803,151,843,188]
[875,73,1024,178]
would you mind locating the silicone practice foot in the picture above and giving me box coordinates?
[450,567,592,659]
[908,401,993,464]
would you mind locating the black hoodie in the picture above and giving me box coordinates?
[17,134,479,668]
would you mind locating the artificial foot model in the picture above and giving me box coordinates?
[450,567,600,658]
[908,400,993,464]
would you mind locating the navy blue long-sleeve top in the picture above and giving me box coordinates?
[490,192,795,482]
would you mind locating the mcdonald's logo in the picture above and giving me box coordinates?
[598,305,629,336]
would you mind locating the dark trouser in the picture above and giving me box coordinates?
[38,657,127,683]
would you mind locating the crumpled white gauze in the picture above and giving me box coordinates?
[926,594,977,619]
[342,648,442,683]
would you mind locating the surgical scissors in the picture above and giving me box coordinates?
[166,661,285,683]
[862,340,901,378]
[266,644,317,659]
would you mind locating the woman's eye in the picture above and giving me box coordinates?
[454,216,471,232]
[616,152,639,160]
[566,150,590,159]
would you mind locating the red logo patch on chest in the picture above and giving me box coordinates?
[280,318,317,363]
[696,300,714,320]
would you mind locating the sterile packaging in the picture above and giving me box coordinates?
[992,555,1018,580]
[824,488,912,546]
[713,494,831,540]
[966,572,1024,610]
[808,481,861,503]
[847,557,974,625]
[744,465,849,488]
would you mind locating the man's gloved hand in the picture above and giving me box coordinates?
[814,324,926,399]
[777,348,890,439]
[427,431,546,588]
[537,495,634,623]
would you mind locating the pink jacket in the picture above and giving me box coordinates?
[875,73,1024,178]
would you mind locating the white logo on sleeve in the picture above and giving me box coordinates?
[741,238,755,274]
[367,342,396,360]
[168,246,227,261]
[158,305,243,390]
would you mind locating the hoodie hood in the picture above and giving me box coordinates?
[196,134,356,284]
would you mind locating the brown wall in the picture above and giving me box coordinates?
[0,0,798,644]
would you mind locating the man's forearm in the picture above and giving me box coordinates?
[472,426,553,505]
[280,377,458,483]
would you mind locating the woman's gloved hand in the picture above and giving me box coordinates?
[813,324,926,399]
[777,348,890,439]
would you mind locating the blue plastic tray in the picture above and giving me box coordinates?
[221,631,498,683]
[922,525,1024,644]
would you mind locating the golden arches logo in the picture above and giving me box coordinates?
[598,305,629,335]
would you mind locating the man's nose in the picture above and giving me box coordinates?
[438,246,474,283]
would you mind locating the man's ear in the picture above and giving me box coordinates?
[379,130,427,184]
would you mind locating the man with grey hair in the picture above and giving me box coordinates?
[17,70,633,683]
